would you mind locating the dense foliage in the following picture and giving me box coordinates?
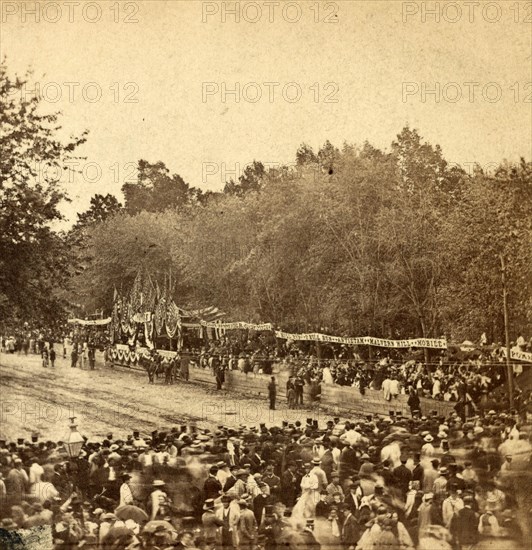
[71,134,532,343]
[2,63,530,341]
[0,63,86,324]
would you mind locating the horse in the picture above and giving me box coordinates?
[163,357,179,385]
[139,354,159,384]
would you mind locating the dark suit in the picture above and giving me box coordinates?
[450,507,479,547]
[412,463,424,484]
[223,475,237,493]
[320,449,335,481]
[339,447,358,480]
[315,500,331,518]
[253,494,271,525]
[342,512,361,547]
[203,475,223,500]
[344,492,360,515]
[381,468,395,487]
[281,470,297,507]
[393,464,412,495]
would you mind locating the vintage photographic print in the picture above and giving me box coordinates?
[0,1,531,549]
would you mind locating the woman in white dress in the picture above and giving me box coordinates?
[291,463,320,519]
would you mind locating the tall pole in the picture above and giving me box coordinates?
[500,254,514,410]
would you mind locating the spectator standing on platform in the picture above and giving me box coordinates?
[268,377,276,410]
[408,388,421,417]
[294,375,304,406]
[71,345,78,368]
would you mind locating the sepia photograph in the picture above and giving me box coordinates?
[0,1,531,549]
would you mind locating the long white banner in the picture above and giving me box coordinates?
[273,331,447,349]
[200,321,274,331]
[198,321,447,349]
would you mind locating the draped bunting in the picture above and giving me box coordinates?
[165,300,181,338]
[110,344,178,364]
[111,344,152,365]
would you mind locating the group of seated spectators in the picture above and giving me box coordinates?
[188,337,529,414]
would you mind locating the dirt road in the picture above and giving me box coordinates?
[0,352,324,443]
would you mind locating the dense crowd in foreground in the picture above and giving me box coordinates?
[0,407,530,550]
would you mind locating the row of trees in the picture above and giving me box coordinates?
[2,62,531,343]
[69,136,531,343]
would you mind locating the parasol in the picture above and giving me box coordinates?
[114,505,149,523]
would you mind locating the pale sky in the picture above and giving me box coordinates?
[2,0,531,224]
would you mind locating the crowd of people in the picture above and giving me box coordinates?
[0,409,530,550]
[192,340,531,416]
[4,325,530,415]
[1,325,532,548]
[0,325,110,358]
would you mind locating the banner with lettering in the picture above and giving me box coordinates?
[200,321,274,331]
[505,348,532,363]
[273,331,447,349]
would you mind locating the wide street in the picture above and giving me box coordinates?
[0,352,323,443]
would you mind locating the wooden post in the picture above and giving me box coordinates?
[500,254,514,410]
